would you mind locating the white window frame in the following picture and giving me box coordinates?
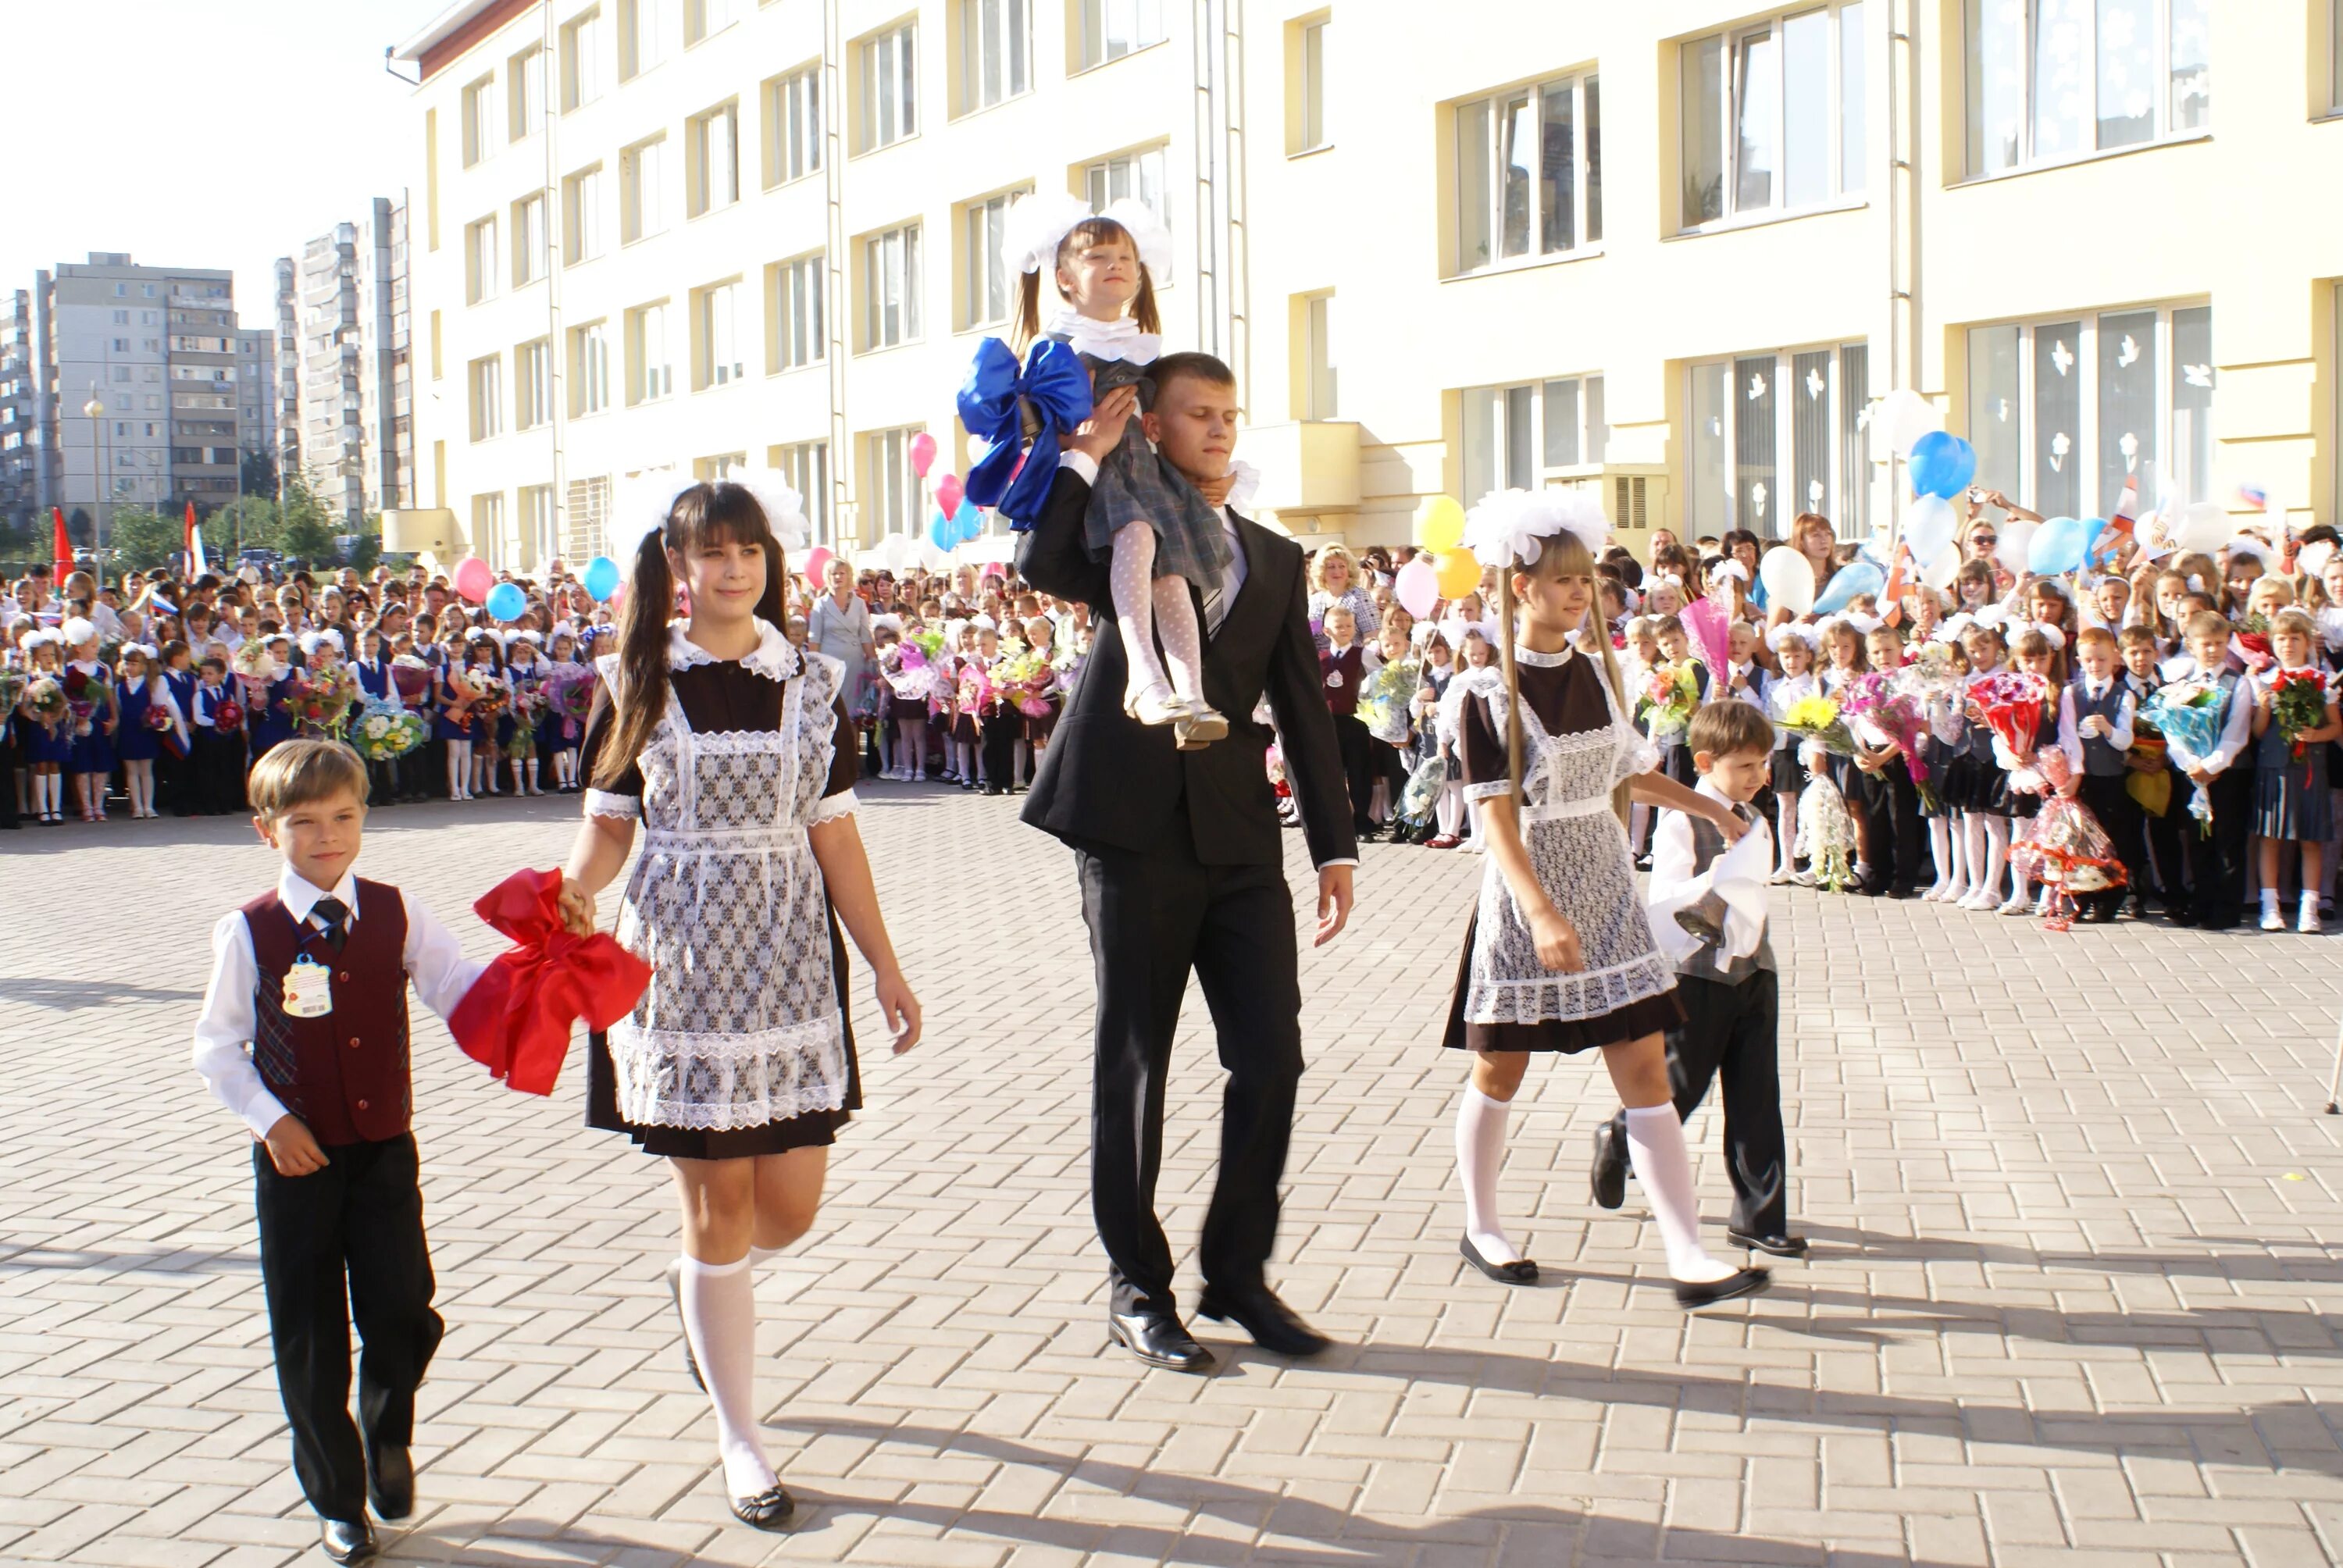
[1962,0,2210,180]
[516,337,552,429]
[508,45,544,142]
[622,134,669,244]
[519,484,558,568]
[628,301,672,404]
[1681,344,1868,540]
[686,0,740,46]
[688,100,740,217]
[512,193,548,287]
[1079,0,1163,69]
[563,166,604,265]
[1453,69,1602,276]
[962,187,1029,330]
[777,440,832,544]
[1303,293,1338,420]
[462,73,497,166]
[764,64,824,187]
[561,8,602,111]
[465,216,499,305]
[1963,301,2214,521]
[469,354,504,440]
[1297,17,1329,152]
[859,22,918,151]
[571,319,611,415]
[1681,3,1866,233]
[1082,147,1170,280]
[474,492,507,562]
[1459,373,1610,504]
[959,0,1030,114]
[861,222,923,351]
[696,281,744,389]
[772,252,826,371]
[865,426,924,536]
[618,0,671,79]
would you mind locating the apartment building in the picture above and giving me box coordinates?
[0,292,34,530]
[396,1,2343,568]
[236,328,276,476]
[283,198,415,525]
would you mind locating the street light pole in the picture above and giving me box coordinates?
[82,386,106,563]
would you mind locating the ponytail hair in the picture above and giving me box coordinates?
[1011,216,1162,350]
[592,480,788,787]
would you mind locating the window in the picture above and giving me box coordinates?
[1080,0,1163,68]
[516,338,552,429]
[1296,17,1329,152]
[512,194,548,287]
[569,321,610,416]
[1681,5,1863,230]
[959,0,1029,112]
[1459,375,1609,502]
[771,253,826,370]
[862,222,923,349]
[1456,71,1601,273]
[519,485,557,568]
[1683,344,1867,538]
[462,74,497,165]
[686,0,740,45]
[627,301,672,403]
[619,0,672,78]
[469,354,504,440]
[764,65,823,186]
[688,101,740,216]
[562,8,602,109]
[860,23,918,151]
[776,440,832,543]
[622,134,668,243]
[865,426,924,535]
[1965,303,2212,519]
[465,217,498,304]
[694,282,744,388]
[473,492,507,562]
[564,166,604,264]
[961,189,1026,328]
[1302,294,1339,419]
[509,45,544,141]
[1965,0,2209,176]
[1082,146,1169,277]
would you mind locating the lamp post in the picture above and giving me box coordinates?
[82,388,107,561]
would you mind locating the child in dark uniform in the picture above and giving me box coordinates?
[1320,603,1375,839]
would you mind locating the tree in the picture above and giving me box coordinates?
[209,495,280,557]
[347,511,384,574]
[107,506,182,572]
[66,508,94,545]
[278,468,341,566]
[241,447,279,499]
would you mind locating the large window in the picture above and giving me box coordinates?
[962,189,1027,329]
[520,485,557,569]
[860,23,918,151]
[469,354,503,440]
[570,319,610,415]
[771,253,825,370]
[462,73,497,166]
[1460,373,1607,503]
[694,281,743,388]
[512,194,547,287]
[627,301,672,404]
[1683,344,1869,537]
[508,45,544,141]
[685,0,740,45]
[688,100,740,216]
[1080,0,1162,69]
[764,65,823,187]
[960,0,1030,112]
[618,0,672,79]
[622,134,668,243]
[1296,17,1329,152]
[1455,71,1601,275]
[862,222,923,350]
[561,8,602,110]
[865,426,924,536]
[465,216,498,305]
[1681,3,1865,230]
[777,440,832,544]
[1082,147,1169,278]
[515,338,552,429]
[1965,0,2209,177]
[1965,304,2212,519]
[1303,293,1338,419]
[564,166,603,264]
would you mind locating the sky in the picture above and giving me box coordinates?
[7,0,452,320]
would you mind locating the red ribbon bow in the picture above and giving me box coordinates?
[448,868,651,1096]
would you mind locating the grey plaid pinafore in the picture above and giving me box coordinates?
[1055,336,1234,593]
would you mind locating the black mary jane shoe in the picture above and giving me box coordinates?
[1725,1228,1809,1258]
[729,1481,797,1531]
[1459,1235,1539,1285]
[1195,1283,1332,1357]
[1107,1308,1217,1373]
[1589,1118,1628,1210]
[320,1517,378,1565]
[1673,1267,1773,1310]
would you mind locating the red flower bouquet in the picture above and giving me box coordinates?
[2271,668,2330,765]
[1966,670,2052,758]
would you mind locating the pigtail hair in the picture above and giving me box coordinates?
[1497,565,1525,813]
[1011,271,1045,352]
[1131,267,1162,335]
[594,525,676,788]
[1587,596,1633,830]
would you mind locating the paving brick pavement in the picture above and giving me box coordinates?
[3,788,2342,1566]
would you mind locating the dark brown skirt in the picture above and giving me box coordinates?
[1441,907,1686,1054]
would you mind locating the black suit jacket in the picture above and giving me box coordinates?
[1017,468,1357,869]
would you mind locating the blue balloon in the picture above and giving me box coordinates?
[929,510,954,551]
[954,498,984,543]
[1812,559,1885,617]
[486,581,528,622]
[1908,430,1977,501]
[2027,515,2089,576]
[581,555,621,602]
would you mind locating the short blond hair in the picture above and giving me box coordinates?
[248,739,369,823]
[1311,543,1362,595]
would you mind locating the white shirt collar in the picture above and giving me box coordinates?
[277,866,359,925]
[1048,310,1161,366]
[667,618,799,681]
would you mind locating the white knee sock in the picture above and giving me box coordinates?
[1150,575,1206,704]
[1436,782,1464,837]
[1926,818,1952,894]
[1454,1086,1521,1265]
[1979,815,2011,900]
[1111,526,1172,697]
[677,1253,776,1498]
[1623,1105,1731,1284]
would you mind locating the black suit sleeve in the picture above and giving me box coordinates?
[1262,546,1360,868]
[1015,468,1111,610]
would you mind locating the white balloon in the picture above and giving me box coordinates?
[2174,500,2231,556]
[1919,542,1960,592]
[1874,389,1944,462]
[2299,540,2338,581]
[1994,518,2036,578]
[1903,494,1958,568]
[1758,546,1817,615]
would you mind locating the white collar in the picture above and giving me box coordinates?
[1048,310,1161,366]
[1514,643,1574,668]
[667,618,798,681]
[278,867,359,925]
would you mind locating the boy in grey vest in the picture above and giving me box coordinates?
[1592,700,1803,1257]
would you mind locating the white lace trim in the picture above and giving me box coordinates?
[1047,309,1161,365]
[1513,643,1575,668]
[668,618,799,680]
[1463,952,1679,1026]
[608,1012,847,1130]
[584,788,641,820]
[809,789,859,825]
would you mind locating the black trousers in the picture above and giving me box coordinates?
[252,1133,442,1523]
[1856,760,1925,893]
[1075,834,1303,1316]
[191,731,247,815]
[1330,713,1374,832]
[2192,767,2256,928]
[2077,772,2147,914]
[980,712,1020,789]
[1614,970,1787,1235]
[2142,765,2190,907]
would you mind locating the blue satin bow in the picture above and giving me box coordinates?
[958,337,1094,530]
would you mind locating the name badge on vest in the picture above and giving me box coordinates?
[281,956,334,1019]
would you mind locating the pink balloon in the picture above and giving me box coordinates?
[453,557,492,604]
[1395,557,1440,621]
[801,546,833,586]
[935,472,965,515]
[908,432,938,478]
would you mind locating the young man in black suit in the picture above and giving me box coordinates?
[1018,352,1360,1373]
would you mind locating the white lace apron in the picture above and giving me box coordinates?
[603,643,851,1129]
[1457,650,1678,1025]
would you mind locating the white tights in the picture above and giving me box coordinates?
[1435,781,1464,838]
[1111,525,1204,704]
[1964,811,2011,902]
[124,758,155,817]
[446,739,472,799]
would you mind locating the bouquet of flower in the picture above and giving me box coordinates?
[62,665,98,739]
[543,663,598,739]
[1264,740,1290,800]
[957,660,993,715]
[989,645,1056,718]
[1898,640,1967,700]
[390,653,435,704]
[210,697,244,732]
[0,670,20,718]
[232,638,278,686]
[2011,795,2128,930]
[1399,750,1449,827]
[505,682,544,759]
[2233,611,2273,666]
[144,702,174,734]
[458,667,509,725]
[2140,680,2226,836]
[24,674,65,729]
[1638,661,1700,746]
[886,646,946,705]
[1774,693,1858,757]
[353,698,427,761]
[289,666,360,736]
[1358,657,1420,746]
[1966,670,2052,759]
[906,629,947,664]
[2124,729,2171,818]
[1795,774,1858,892]
[2270,668,2330,771]
[1842,670,1940,811]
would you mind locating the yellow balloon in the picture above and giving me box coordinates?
[1434,547,1482,599]
[1418,496,1467,552]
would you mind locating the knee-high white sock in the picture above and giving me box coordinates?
[1926,818,1952,893]
[1979,815,2011,900]
[1150,575,1205,704]
[1623,1105,1731,1284]
[1454,1086,1521,1265]
[1436,782,1464,837]
[677,1253,776,1497]
[1111,526,1172,697]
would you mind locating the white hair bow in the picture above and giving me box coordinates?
[60,616,97,647]
[1461,487,1607,570]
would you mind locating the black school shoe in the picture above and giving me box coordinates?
[1674,1267,1772,1309]
[320,1518,377,1565]
[1726,1228,1809,1258]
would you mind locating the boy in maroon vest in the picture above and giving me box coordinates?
[191,739,483,1566]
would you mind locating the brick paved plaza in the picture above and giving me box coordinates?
[4,789,2343,1566]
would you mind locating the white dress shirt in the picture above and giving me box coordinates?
[2056,678,2136,774]
[191,867,486,1139]
[2158,661,2255,776]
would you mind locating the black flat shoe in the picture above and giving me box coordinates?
[729,1481,796,1531]
[1107,1308,1216,1373]
[365,1443,413,1520]
[320,1517,377,1565]
[665,1259,704,1391]
[1195,1284,1331,1357]
[1589,1117,1628,1211]
[1674,1267,1773,1309]
[1459,1235,1539,1285]
[1725,1228,1809,1258]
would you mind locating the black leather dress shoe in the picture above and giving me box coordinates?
[320,1517,377,1565]
[1673,1267,1772,1310]
[366,1443,413,1521]
[1459,1235,1539,1285]
[1726,1228,1809,1258]
[729,1480,796,1531]
[1589,1118,1628,1210]
[1196,1284,1331,1357]
[1107,1308,1216,1372]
